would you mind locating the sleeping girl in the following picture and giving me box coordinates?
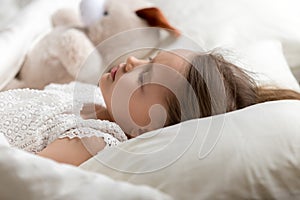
[1,49,300,166]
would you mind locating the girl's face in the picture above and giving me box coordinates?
[99,50,190,137]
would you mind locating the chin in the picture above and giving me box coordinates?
[99,81,112,109]
[99,74,109,90]
[98,76,106,96]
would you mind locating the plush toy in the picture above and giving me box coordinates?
[3,0,179,91]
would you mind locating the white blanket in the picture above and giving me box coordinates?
[0,143,171,200]
[0,133,9,146]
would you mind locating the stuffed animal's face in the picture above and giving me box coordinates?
[80,0,107,26]
[86,0,153,46]
[81,0,179,67]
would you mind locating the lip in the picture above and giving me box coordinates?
[110,66,119,81]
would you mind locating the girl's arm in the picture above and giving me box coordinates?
[37,136,106,166]
[38,105,112,166]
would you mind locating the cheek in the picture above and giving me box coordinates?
[129,91,150,127]
[103,76,141,128]
[128,86,168,129]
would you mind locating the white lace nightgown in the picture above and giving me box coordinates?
[0,82,127,154]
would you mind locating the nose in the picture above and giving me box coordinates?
[124,56,148,72]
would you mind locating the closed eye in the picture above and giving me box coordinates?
[138,65,152,90]
[138,70,148,86]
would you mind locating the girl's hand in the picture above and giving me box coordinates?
[95,104,113,121]
[80,103,113,121]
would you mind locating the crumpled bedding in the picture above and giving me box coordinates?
[0,141,172,200]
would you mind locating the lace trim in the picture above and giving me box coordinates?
[58,128,120,147]
[45,114,127,148]
[73,119,128,142]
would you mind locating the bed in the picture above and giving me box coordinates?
[0,0,300,199]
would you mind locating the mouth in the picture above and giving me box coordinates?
[110,66,119,81]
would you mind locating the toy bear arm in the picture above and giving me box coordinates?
[56,28,96,78]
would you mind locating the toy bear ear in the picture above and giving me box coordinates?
[136,7,180,37]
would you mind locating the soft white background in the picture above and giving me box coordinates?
[0,0,32,28]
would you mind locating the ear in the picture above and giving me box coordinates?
[136,7,180,37]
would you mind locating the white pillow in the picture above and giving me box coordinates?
[0,0,81,90]
[151,0,300,69]
[80,100,300,199]
[0,145,171,200]
[228,40,300,91]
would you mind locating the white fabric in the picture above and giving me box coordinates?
[151,0,300,70]
[80,100,300,199]
[0,0,32,28]
[0,145,172,200]
[0,82,127,153]
[229,40,300,91]
[0,132,9,147]
[0,0,81,90]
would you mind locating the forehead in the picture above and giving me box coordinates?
[152,50,193,74]
[142,50,193,98]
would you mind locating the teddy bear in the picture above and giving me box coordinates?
[2,0,179,91]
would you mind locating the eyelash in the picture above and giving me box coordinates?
[138,71,146,85]
[138,58,152,85]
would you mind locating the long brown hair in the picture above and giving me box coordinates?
[166,52,300,126]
